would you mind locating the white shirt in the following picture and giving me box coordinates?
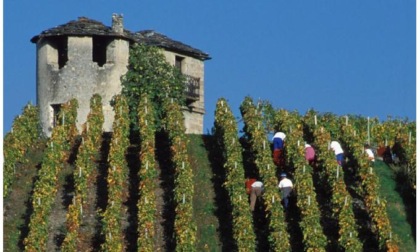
[278,178,293,188]
[330,141,344,155]
[365,149,375,160]
[252,181,263,188]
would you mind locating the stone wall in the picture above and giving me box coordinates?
[162,50,205,134]
[37,36,129,136]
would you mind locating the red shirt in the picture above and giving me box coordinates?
[245,179,257,194]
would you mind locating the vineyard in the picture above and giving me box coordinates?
[3,95,416,252]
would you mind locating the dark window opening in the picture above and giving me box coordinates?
[51,104,62,127]
[175,56,184,73]
[49,37,68,69]
[93,36,112,66]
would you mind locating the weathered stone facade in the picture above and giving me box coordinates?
[162,50,205,134]
[31,15,210,136]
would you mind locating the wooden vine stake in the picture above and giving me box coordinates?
[409,131,412,145]
[336,165,340,179]
[314,115,317,126]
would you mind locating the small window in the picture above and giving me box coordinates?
[49,37,68,69]
[51,104,62,127]
[93,36,112,66]
[175,56,184,73]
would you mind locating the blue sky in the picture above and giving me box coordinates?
[3,1,416,135]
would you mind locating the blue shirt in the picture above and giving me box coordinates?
[273,137,284,150]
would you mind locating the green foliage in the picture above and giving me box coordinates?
[137,94,158,250]
[23,99,78,251]
[3,103,41,198]
[121,43,186,130]
[214,98,257,251]
[162,98,197,251]
[274,107,327,251]
[101,95,130,252]
[62,94,104,251]
[240,96,291,251]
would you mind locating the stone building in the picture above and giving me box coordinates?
[31,14,210,136]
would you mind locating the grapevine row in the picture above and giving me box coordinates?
[162,99,197,251]
[61,94,104,251]
[273,109,327,251]
[239,97,290,251]
[101,95,130,251]
[340,117,399,251]
[214,98,256,251]
[3,103,41,198]
[137,94,158,250]
[23,99,78,251]
[303,111,363,251]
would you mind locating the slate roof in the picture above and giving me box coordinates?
[30,17,134,43]
[134,30,210,60]
[31,17,210,61]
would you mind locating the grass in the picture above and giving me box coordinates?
[3,140,46,252]
[187,134,221,252]
[374,160,416,252]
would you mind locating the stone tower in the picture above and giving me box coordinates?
[31,14,210,136]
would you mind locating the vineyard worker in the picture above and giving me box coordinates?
[246,178,264,211]
[305,143,316,166]
[364,144,375,163]
[272,132,286,167]
[330,141,344,166]
[278,173,293,210]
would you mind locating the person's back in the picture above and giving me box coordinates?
[305,144,316,162]
[246,178,263,211]
[364,144,375,162]
[278,173,293,209]
[330,141,344,166]
[273,132,286,150]
[272,132,286,167]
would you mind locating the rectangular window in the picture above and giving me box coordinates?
[51,104,62,127]
[93,36,112,66]
[49,37,68,69]
[175,56,184,73]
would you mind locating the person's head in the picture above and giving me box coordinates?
[280,172,287,179]
[305,143,311,149]
[364,143,370,149]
